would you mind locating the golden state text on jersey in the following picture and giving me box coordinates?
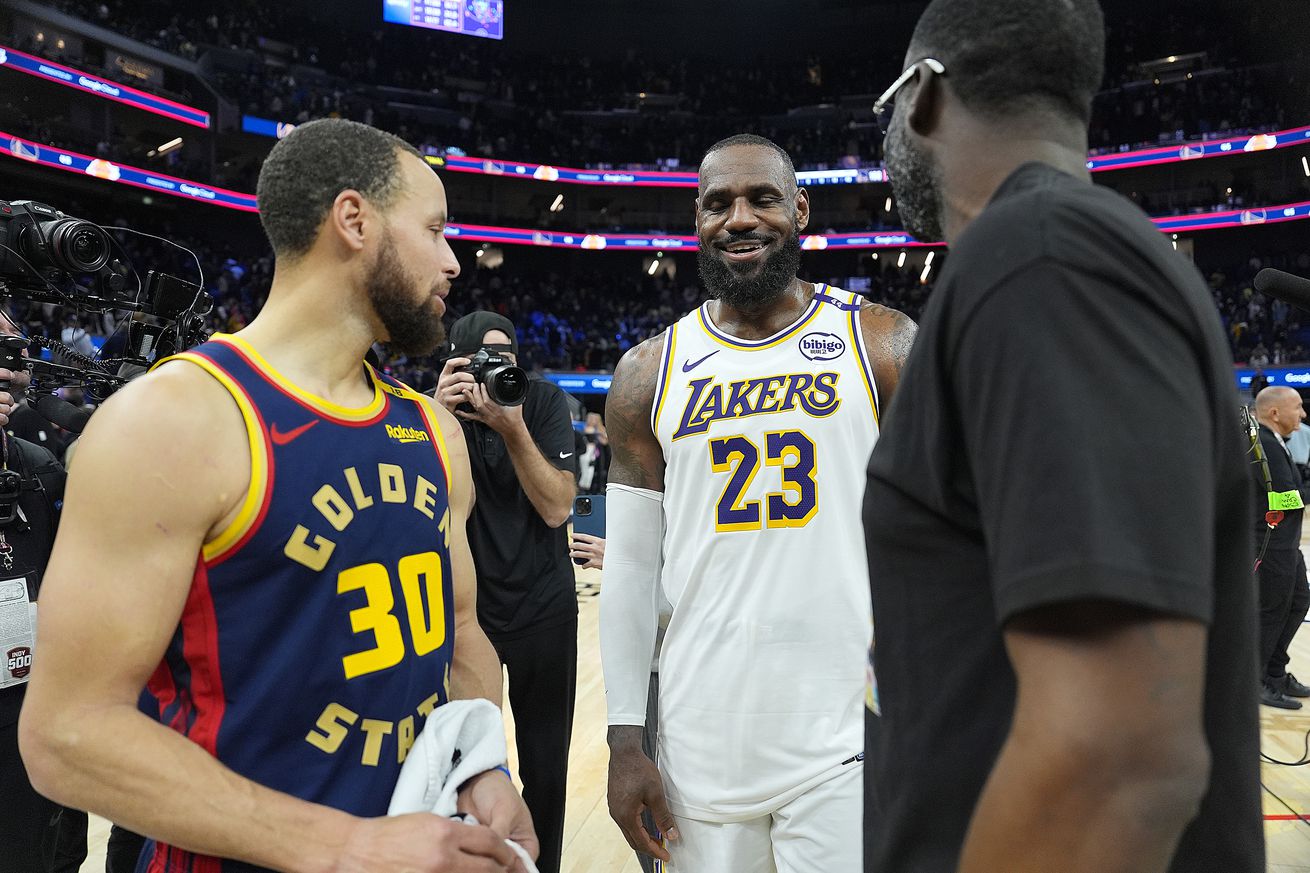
[140,335,456,872]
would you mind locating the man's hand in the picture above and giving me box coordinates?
[607,732,678,863]
[570,533,605,570]
[0,367,31,426]
[456,383,526,437]
[335,812,522,873]
[436,358,477,415]
[456,770,539,866]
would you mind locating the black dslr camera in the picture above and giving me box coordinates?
[460,348,528,407]
[0,200,115,279]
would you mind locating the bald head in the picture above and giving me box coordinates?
[1256,386,1306,437]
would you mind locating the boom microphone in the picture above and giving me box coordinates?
[1254,268,1310,309]
[35,394,92,434]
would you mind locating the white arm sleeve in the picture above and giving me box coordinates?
[599,482,665,726]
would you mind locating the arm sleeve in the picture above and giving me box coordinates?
[599,483,664,725]
[952,259,1216,626]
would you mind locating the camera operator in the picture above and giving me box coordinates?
[1251,386,1310,709]
[435,312,577,873]
[0,419,67,873]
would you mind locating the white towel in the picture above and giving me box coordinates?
[388,698,539,872]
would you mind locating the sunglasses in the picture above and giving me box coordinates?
[873,58,947,135]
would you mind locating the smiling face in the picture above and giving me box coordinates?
[695,144,809,312]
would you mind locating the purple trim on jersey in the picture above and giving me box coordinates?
[814,291,862,311]
[848,302,881,422]
[697,294,823,348]
[651,325,676,434]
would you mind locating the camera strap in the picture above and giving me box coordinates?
[0,430,16,571]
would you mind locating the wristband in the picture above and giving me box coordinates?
[457,765,511,794]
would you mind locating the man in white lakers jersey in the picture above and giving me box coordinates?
[600,134,916,872]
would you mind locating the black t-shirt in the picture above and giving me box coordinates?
[863,163,1262,872]
[463,378,577,640]
[0,437,66,728]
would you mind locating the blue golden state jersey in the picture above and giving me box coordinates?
[139,335,456,873]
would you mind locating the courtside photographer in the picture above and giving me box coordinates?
[0,196,209,872]
[0,322,68,873]
[434,312,577,873]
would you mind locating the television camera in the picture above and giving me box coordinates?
[0,199,210,431]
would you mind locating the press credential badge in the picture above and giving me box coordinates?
[0,576,35,689]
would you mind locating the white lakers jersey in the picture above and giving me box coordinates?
[651,285,879,821]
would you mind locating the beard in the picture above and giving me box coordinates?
[884,109,945,243]
[366,231,447,357]
[697,223,803,312]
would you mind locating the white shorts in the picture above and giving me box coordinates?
[664,762,862,873]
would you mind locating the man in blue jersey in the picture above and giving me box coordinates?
[20,119,536,873]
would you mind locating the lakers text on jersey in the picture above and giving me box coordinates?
[650,287,879,822]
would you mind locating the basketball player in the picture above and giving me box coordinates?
[19,119,536,873]
[600,134,916,872]
[863,0,1262,871]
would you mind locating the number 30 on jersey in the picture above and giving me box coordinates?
[709,429,817,531]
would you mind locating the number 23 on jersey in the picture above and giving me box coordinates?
[710,429,818,532]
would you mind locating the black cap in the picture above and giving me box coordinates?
[448,312,519,356]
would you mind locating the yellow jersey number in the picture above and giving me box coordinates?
[336,509,453,680]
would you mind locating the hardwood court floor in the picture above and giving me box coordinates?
[76,561,1310,872]
[1261,546,1310,872]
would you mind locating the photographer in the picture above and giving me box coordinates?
[0,422,67,873]
[435,313,577,873]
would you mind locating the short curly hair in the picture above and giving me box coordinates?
[909,0,1105,123]
[255,118,423,260]
[700,134,797,190]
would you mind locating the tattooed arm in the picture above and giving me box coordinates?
[598,332,680,862]
[604,333,667,492]
[858,300,917,407]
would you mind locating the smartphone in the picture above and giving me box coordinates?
[572,494,606,564]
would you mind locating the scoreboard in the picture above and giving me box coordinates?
[382,0,504,40]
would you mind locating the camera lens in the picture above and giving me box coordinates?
[48,218,111,272]
[486,364,528,407]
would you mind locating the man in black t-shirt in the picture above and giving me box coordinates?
[0,433,66,872]
[434,312,578,873]
[862,1,1263,871]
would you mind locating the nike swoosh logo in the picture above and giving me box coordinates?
[559,452,573,459]
[270,419,320,445]
[682,350,720,372]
